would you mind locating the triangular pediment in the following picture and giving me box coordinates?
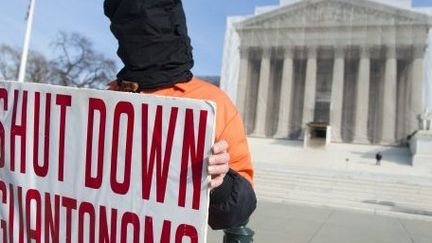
[237,0,432,29]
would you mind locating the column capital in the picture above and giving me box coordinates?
[239,46,250,58]
[413,45,426,59]
[359,46,371,58]
[386,45,397,59]
[307,46,318,59]
[283,46,295,58]
[333,46,346,58]
[261,47,272,58]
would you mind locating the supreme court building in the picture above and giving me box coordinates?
[221,0,432,145]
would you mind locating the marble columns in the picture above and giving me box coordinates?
[237,47,250,121]
[252,48,272,136]
[236,44,423,146]
[381,46,398,144]
[354,46,371,143]
[410,46,425,133]
[302,46,318,126]
[275,47,295,138]
[330,47,345,142]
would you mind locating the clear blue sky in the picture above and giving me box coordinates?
[0,0,431,76]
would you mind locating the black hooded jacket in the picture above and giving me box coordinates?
[104,0,194,90]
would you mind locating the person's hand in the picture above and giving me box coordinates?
[107,80,120,91]
[107,80,139,92]
[208,140,230,190]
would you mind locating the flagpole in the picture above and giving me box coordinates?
[18,0,36,83]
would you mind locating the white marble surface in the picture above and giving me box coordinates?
[410,131,432,172]
[221,0,432,143]
[220,16,245,104]
[280,0,413,9]
[221,0,432,106]
[424,29,432,112]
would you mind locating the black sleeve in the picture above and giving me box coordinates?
[208,169,257,230]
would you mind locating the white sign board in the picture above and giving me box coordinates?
[0,81,215,243]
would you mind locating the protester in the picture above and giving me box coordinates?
[103,0,256,230]
[376,152,383,166]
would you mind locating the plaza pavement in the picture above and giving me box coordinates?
[207,201,432,243]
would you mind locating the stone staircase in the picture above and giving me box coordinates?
[254,165,432,218]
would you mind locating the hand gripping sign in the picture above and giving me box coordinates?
[0,81,215,243]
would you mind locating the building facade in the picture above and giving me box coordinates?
[221,0,432,145]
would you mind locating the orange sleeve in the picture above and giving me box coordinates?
[218,110,254,185]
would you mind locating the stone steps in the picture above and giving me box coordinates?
[257,190,394,211]
[255,175,432,199]
[255,167,432,187]
[256,168,432,189]
[253,166,432,216]
[256,183,432,209]
[255,181,432,208]
[256,190,432,218]
[256,178,432,199]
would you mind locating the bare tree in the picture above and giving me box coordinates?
[0,32,116,88]
[0,44,52,83]
[27,51,54,83]
[0,45,20,80]
[50,32,117,89]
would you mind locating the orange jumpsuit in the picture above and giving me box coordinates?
[109,77,256,229]
[140,77,254,185]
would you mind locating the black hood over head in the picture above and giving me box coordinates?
[104,0,194,90]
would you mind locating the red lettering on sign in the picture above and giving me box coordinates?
[144,217,172,243]
[0,88,7,168]
[178,109,208,210]
[78,202,95,243]
[99,206,117,243]
[161,221,173,242]
[11,90,27,173]
[85,98,106,189]
[25,189,42,242]
[8,184,14,243]
[121,212,140,243]
[144,216,154,243]
[62,196,77,243]
[142,105,178,203]
[110,101,135,195]
[175,224,198,243]
[44,193,60,243]
[55,94,72,182]
[33,92,51,177]
[17,186,25,243]
[0,180,6,242]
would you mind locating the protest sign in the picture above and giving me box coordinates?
[0,81,216,242]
